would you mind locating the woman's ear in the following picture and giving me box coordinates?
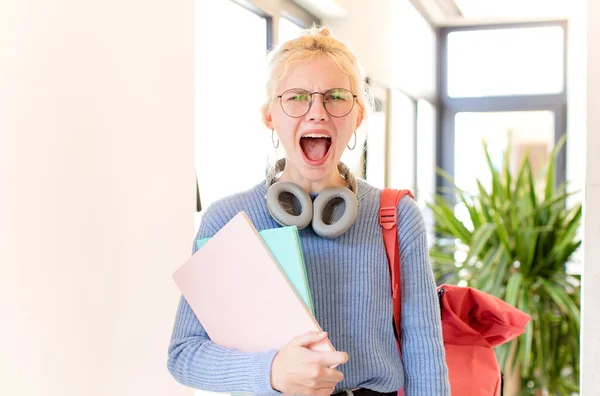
[262,104,274,130]
[355,107,364,130]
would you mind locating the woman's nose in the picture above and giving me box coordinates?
[306,94,328,121]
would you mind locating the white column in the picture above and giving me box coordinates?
[581,0,600,392]
[0,1,194,395]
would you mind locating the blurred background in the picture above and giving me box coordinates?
[0,0,598,395]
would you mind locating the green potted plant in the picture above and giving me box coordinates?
[428,136,581,395]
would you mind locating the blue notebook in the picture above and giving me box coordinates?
[196,225,314,315]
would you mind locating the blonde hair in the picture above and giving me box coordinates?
[261,25,372,119]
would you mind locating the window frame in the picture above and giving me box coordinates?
[436,20,569,195]
[230,0,320,49]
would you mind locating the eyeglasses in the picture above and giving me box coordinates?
[276,88,357,118]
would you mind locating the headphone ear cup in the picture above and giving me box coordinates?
[265,181,313,229]
[312,186,358,239]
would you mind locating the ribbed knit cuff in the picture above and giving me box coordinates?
[252,348,281,395]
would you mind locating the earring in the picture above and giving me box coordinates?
[347,131,357,150]
[272,129,279,149]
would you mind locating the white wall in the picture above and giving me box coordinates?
[0,1,194,395]
[324,1,394,94]
[566,2,588,202]
[564,1,588,277]
[581,0,600,391]
[325,0,436,101]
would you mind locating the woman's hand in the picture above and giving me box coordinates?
[271,331,348,395]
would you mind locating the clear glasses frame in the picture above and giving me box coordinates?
[276,88,358,118]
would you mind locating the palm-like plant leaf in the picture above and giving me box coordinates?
[428,138,581,394]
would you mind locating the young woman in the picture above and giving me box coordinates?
[168,26,450,396]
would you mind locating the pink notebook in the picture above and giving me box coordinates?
[172,211,334,354]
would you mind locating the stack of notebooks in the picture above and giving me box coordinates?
[172,211,335,354]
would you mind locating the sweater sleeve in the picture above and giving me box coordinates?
[396,198,451,395]
[167,210,280,395]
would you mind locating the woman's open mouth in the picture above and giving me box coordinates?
[299,134,332,166]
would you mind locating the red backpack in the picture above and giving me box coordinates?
[380,189,530,396]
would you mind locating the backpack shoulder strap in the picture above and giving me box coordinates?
[380,188,414,354]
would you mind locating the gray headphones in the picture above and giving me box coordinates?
[265,159,359,239]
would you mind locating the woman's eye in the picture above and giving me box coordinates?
[326,91,349,101]
[287,94,308,101]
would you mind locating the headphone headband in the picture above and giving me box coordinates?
[266,158,358,195]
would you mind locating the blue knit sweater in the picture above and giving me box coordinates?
[167,178,450,395]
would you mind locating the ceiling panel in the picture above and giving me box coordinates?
[454,0,573,19]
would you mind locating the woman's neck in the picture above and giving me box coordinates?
[279,165,348,194]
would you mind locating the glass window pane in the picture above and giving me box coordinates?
[416,100,437,244]
[454,111,555,198]
[364,95,387,188]
[390,0,437,99]
[416,100,436,207]
[195,1,268,212]
[389,90,415,192]
[447,26,564,97]
[278,17,302,44]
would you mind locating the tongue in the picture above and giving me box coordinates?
[301,138,329,161]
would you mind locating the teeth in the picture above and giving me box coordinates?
[303,134,331,139]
